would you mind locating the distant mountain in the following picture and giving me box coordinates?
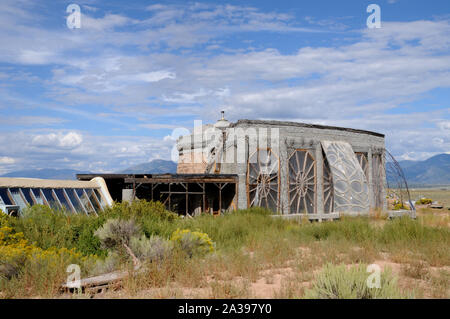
[119,159,177,174]
[0,168,87,180]
[392,153,450,186]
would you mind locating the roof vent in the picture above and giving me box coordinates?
[214,110,230,129]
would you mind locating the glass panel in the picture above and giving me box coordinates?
[75,189,95,214]
[9,188,28,210]
[42,189,61,210]
[54,189,73,213]
[94,189,105,207]
[0,188,13,205]
[87,189,101,212]
[31,189,44,205]
[20,188,34,205]
[65,189,84,213]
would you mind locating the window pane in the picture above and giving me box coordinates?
[94,189,105,207]
[42,189,60,210]
[87,189,101,212]
[0,188,13,205]
[65,189,84,213]
[31,189,44,205]
[20,188,34,205]
[75,189,95,214]
[54,189,73,213]
[9,188,27,211]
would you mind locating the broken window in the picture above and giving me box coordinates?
[355,152,369,181]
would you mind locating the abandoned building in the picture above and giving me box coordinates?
[0,114,387,218]
[175,115,387,218]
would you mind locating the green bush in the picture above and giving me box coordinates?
[393,200,407,210]
[11,205,107,257]
[130,235,173,262]
[94,219,141,252]
[170,229,215,257]
[304,263,407,299]
[101,200,178,222]
[416,198,433,205]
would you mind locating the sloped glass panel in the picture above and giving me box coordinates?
[94,189,105,207]
[0,188,13,205]
[20,188,34,205]
[87,189,101,212]
[54,189,73,213]
[42,189,61,210]
[9,188,27,210]
[31,189,44,205]
[65,189,84,213]
[75,189,95,214]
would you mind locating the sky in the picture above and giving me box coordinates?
[0,0,449,174]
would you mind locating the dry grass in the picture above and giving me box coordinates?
[3,204,449,299]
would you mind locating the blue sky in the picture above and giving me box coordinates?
[0,0,449,173]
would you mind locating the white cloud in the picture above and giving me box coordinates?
[0,156,15,164]
[0,1,449,170]
[31,132,83,149]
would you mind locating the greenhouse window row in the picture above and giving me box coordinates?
[0,187,106,215]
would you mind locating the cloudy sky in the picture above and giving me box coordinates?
[0,0,449,174]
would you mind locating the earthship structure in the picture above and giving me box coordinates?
[175,113,387,218]
[1,113,392,219]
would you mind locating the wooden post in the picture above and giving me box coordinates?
[203,182,206,213]
[186,183,189,215]
[219,183,222,215]
[168,183,171,211]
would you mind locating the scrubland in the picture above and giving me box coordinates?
[0,196,448,299]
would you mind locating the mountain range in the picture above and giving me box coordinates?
[393,153,450,186]
[1,154,449,185]
[0,159,178,180]
[118,159,177,174]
